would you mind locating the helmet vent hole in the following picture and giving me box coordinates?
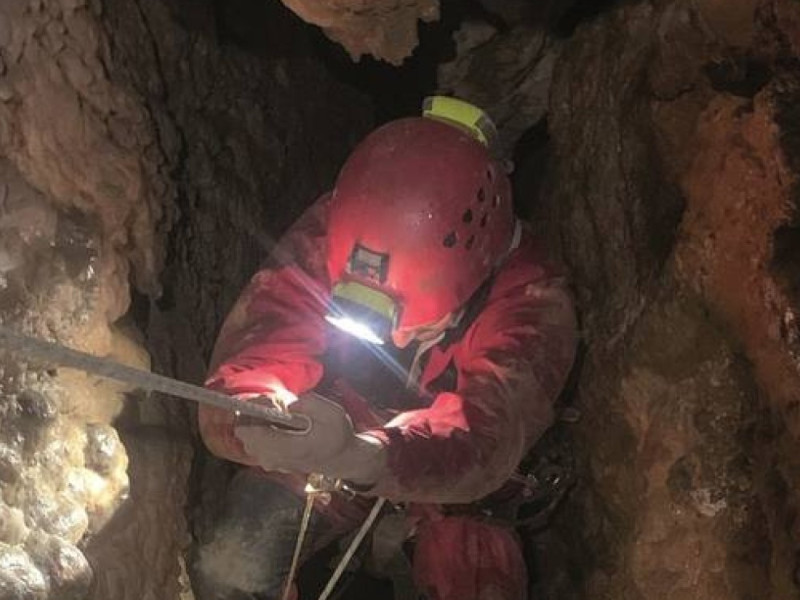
[493,194,501,208]
[443,232,458,248]
[462,209,473,223]
[480,214,489,228]
[477,188,485,203]
[487,168,494,182]
[465,235,475,250]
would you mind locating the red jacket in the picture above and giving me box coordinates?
[199,195,577,505]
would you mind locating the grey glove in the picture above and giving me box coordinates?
[234,393,386,486]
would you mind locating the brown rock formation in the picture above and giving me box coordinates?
[0,1,156,592]
[0,1,370,599]
[279,0,440,65]
[523,0,800,597]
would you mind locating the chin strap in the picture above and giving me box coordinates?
[405,330,447,389]
[507,218,523,257]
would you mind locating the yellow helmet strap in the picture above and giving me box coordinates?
[422,96,498,151]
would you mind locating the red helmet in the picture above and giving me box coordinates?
[326,98,515,342]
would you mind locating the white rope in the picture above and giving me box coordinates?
[317,497,387,600]
[282,491,317,600]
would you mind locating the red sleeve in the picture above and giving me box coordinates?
[367,241,578,504]
[198,196,331,464]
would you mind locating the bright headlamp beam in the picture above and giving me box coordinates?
[324,315,385,345]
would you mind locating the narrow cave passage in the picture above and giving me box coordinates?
[0,1,799,600]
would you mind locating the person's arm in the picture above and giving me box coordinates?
[199,197,331,464]
[366,256,578,504]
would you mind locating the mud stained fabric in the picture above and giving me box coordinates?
[197,193,578,599]
[199,194,577,502]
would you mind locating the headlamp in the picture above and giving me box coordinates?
[325,281,399,345]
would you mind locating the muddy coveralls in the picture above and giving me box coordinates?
[192,190,577,600]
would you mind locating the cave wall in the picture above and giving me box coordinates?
[392,0,800,596]
[527,0,800,598]
[0,1,371,599]
[0,1,170,597]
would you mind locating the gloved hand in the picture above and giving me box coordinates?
[234,393,386,487]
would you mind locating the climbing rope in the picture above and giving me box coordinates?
[317,496,386,600]
[282,474,387,600]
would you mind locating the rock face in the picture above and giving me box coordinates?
[0,1,370,599]
[523,0,800,598]
[278,0,440,65]
[0,158,136,599]
[0,0,160,596]
[437,22,559,157]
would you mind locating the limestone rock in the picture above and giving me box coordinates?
[279,0,440,64]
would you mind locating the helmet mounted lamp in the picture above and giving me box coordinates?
[325,281,398,345]
[326,244,399,345]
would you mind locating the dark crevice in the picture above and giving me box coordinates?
[772,224,800,304]
[308,15,461,123]
[704,54,773,98]
[552,0,630,38]
[211,0,315,58]
[510,118,550,219]
[305,0,530,124]
[125,0,192,302]
[450,0,513,32]
[771,65,800,307]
